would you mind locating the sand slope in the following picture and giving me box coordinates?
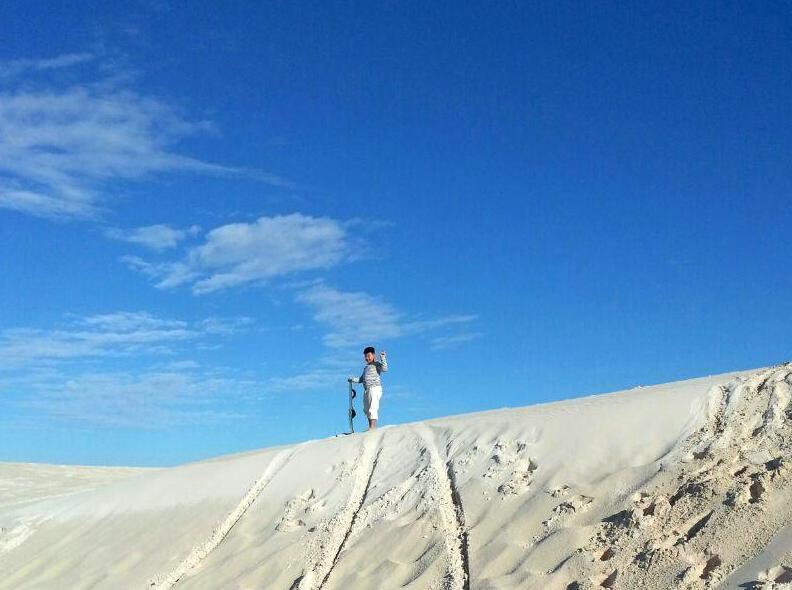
[2,365,791,589]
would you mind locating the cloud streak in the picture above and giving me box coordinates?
[0,52,95,77]
[430,332,483,351]
[2,365,262,428]
[0,311,251,367]
[296,283,476,348]
[0,84,230,220]
[0,53,288,221]
[0,312,259,428]
[105,224,201,251]
[125,213,354,293]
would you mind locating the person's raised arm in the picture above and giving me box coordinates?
[378,351,388,373]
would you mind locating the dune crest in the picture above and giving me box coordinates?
[1,365,791,589]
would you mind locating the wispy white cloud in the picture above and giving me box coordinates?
[105,224,201,251]
[125,213,354,293]
[295,285,400,348]
[430,332,483,351]
[0,52,95,77]
[266,368,342,393]
[0,53,289,221]
[121,256,200,289]
[0,85,228,220]
[264,352,353,393]
[296,283,476,348]
[0,311,251,366]
[0,312,259,427]
[0,183,102,219]
[2,365,262,428]
[197,316,256,336]
[161,359,201,371]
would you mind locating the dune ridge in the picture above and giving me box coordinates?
[1,364,791,589]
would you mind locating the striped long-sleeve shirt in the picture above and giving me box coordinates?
[354,358,388,390]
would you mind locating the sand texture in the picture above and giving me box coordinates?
[2,364,792,589]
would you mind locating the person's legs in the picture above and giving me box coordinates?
[366,385,382,431]
[363,388,371,422]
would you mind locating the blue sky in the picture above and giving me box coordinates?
[1,1,790,466]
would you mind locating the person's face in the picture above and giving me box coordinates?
[364,351,375,363]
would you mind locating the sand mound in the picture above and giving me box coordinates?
[1,364,791,589]
[557,365,792,590]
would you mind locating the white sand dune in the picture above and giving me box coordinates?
[2,364,791,589]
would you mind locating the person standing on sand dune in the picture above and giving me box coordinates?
[348,347,388,431]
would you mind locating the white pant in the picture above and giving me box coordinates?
[364,385,383,420]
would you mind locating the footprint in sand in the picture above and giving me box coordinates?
[483,440,531,475]
[452,444,487,476]
[599,547,615,561]
[497,458,539,497]
[727,456,787,506]
[598,569,617,588]
[543,495,594,529]
[547,484,571,498]
[700,554,722,581]
[674,511,714,547]
[631,492,671,521]
[680,553,722,586]
[483,440,539,497]
[330,460,355,482]
[276,489,320,532]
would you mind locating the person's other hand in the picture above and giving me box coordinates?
[347,376,355,383]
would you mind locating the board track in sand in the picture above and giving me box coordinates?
[292,432,384,590]
[413,424,471,590]
[146,446,299,589]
